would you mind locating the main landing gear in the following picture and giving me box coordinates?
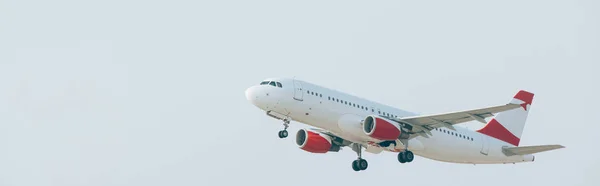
[278,119,290,138]
[397,139,414,163]
[397,150,414,163]
[351,144,368,171]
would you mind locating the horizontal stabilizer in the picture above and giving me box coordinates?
[502,145,565,156]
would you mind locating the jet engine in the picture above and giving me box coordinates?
[296,129,340,153]
[363,115,402,141]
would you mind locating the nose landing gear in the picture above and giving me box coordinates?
[266,111,291,139]
[277,119,290,138]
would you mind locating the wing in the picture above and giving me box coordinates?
[389,103,522,138]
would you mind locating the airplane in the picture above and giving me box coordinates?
[245,77,564,171]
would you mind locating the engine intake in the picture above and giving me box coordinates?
[296,129,337,153]
[363,115,402,140]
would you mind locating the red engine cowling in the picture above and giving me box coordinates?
[362,115,402,140]
[295,129,333,153]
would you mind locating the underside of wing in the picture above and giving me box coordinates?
[308,128,354,147]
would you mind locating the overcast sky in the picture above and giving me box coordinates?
[1,0,598,186]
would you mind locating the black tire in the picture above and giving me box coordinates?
[352,160,360,171]
[405,151,414,162]
[398,152,407,163]
[358,159,368,170]
[281,130,288,138]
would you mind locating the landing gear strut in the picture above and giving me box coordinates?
[278,119,290,138]
[351,144,368,171]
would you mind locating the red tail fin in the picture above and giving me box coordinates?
[477,90,534,146]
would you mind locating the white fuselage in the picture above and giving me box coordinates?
[246,78,534,164]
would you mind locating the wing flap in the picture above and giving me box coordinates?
[502,145,565,156]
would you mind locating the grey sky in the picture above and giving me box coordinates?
[1,0,598,186]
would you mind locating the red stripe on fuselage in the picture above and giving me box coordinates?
[476,119,520,146]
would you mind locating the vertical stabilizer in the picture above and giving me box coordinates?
[477,90,534,146]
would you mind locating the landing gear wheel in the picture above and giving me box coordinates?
[398,152,407,163]
[358,159,368,170]
[352,160,360,171]
[404,151,414,162]
[398,151,414,163]
[278,130,288,138]
[351,159,368,171]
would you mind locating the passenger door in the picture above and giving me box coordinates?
[293,79,303,101]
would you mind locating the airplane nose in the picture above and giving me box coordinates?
[245,88,252,101]
[245,86,257,104]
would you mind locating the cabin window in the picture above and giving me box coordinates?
[276,82,282,88]
[319,94,322,97]
[269,81,277,87]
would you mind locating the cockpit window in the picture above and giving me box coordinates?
[260,81,283,88]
